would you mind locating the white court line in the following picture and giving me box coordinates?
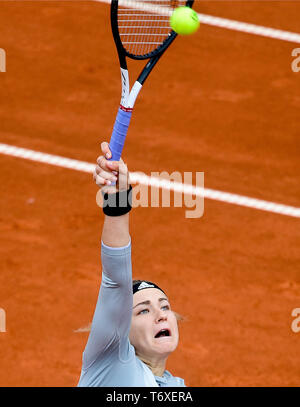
[2,1,300,44]
[0,143,299,218]
[97,0,300,44]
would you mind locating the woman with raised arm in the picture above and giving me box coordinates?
[77,142,185,387]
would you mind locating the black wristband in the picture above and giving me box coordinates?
[102,185,133,217]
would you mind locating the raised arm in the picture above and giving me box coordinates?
[81,143,133,370]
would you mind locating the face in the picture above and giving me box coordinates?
[129,288,179,361]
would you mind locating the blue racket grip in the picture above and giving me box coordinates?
[109,108,132,162]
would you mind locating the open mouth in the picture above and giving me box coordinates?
[154,329,171,338]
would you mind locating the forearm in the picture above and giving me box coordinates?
[101,213,130,247]
[95,142,131,248]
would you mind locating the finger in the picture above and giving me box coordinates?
[106,160,120,171]
[96,156,112,172]
[95,164,102,175]
[95,164,113,178]
[94,174,106,187]
[97,169,118,183]
[96,155,104,166]
[101,142,112,159]
[94,170,113,186]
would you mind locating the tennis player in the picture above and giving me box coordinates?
[77,142,185,387]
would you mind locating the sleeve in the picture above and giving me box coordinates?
[81,239,133,369]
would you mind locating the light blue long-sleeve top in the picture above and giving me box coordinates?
[77,240,185,387]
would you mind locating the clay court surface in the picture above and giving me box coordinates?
[0,1,300,386]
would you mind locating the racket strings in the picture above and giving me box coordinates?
[117,0,186,56]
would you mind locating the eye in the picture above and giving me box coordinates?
[162,305,170,311]
[138,309,149,315]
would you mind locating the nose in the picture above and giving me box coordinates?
[155,307,167,323]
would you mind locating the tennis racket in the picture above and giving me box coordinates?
[109,0,194,162]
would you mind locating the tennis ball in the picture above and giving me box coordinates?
[170,6,200,36]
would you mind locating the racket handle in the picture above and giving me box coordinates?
[109,107,132,162]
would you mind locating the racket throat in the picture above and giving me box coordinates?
[120,54,162,111]
[127,81,142,109]
[120,68,142,111]
[120,68,130,108]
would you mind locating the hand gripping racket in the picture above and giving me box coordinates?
[109,0,194,161]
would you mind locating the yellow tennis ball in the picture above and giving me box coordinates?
[170,6,200,36]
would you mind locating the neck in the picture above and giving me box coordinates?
[138,355,167,377]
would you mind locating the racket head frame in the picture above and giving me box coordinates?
[111,0,195,69]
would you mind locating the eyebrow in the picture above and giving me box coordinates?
[133,297,169,309]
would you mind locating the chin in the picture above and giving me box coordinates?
[153,338,178,355]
